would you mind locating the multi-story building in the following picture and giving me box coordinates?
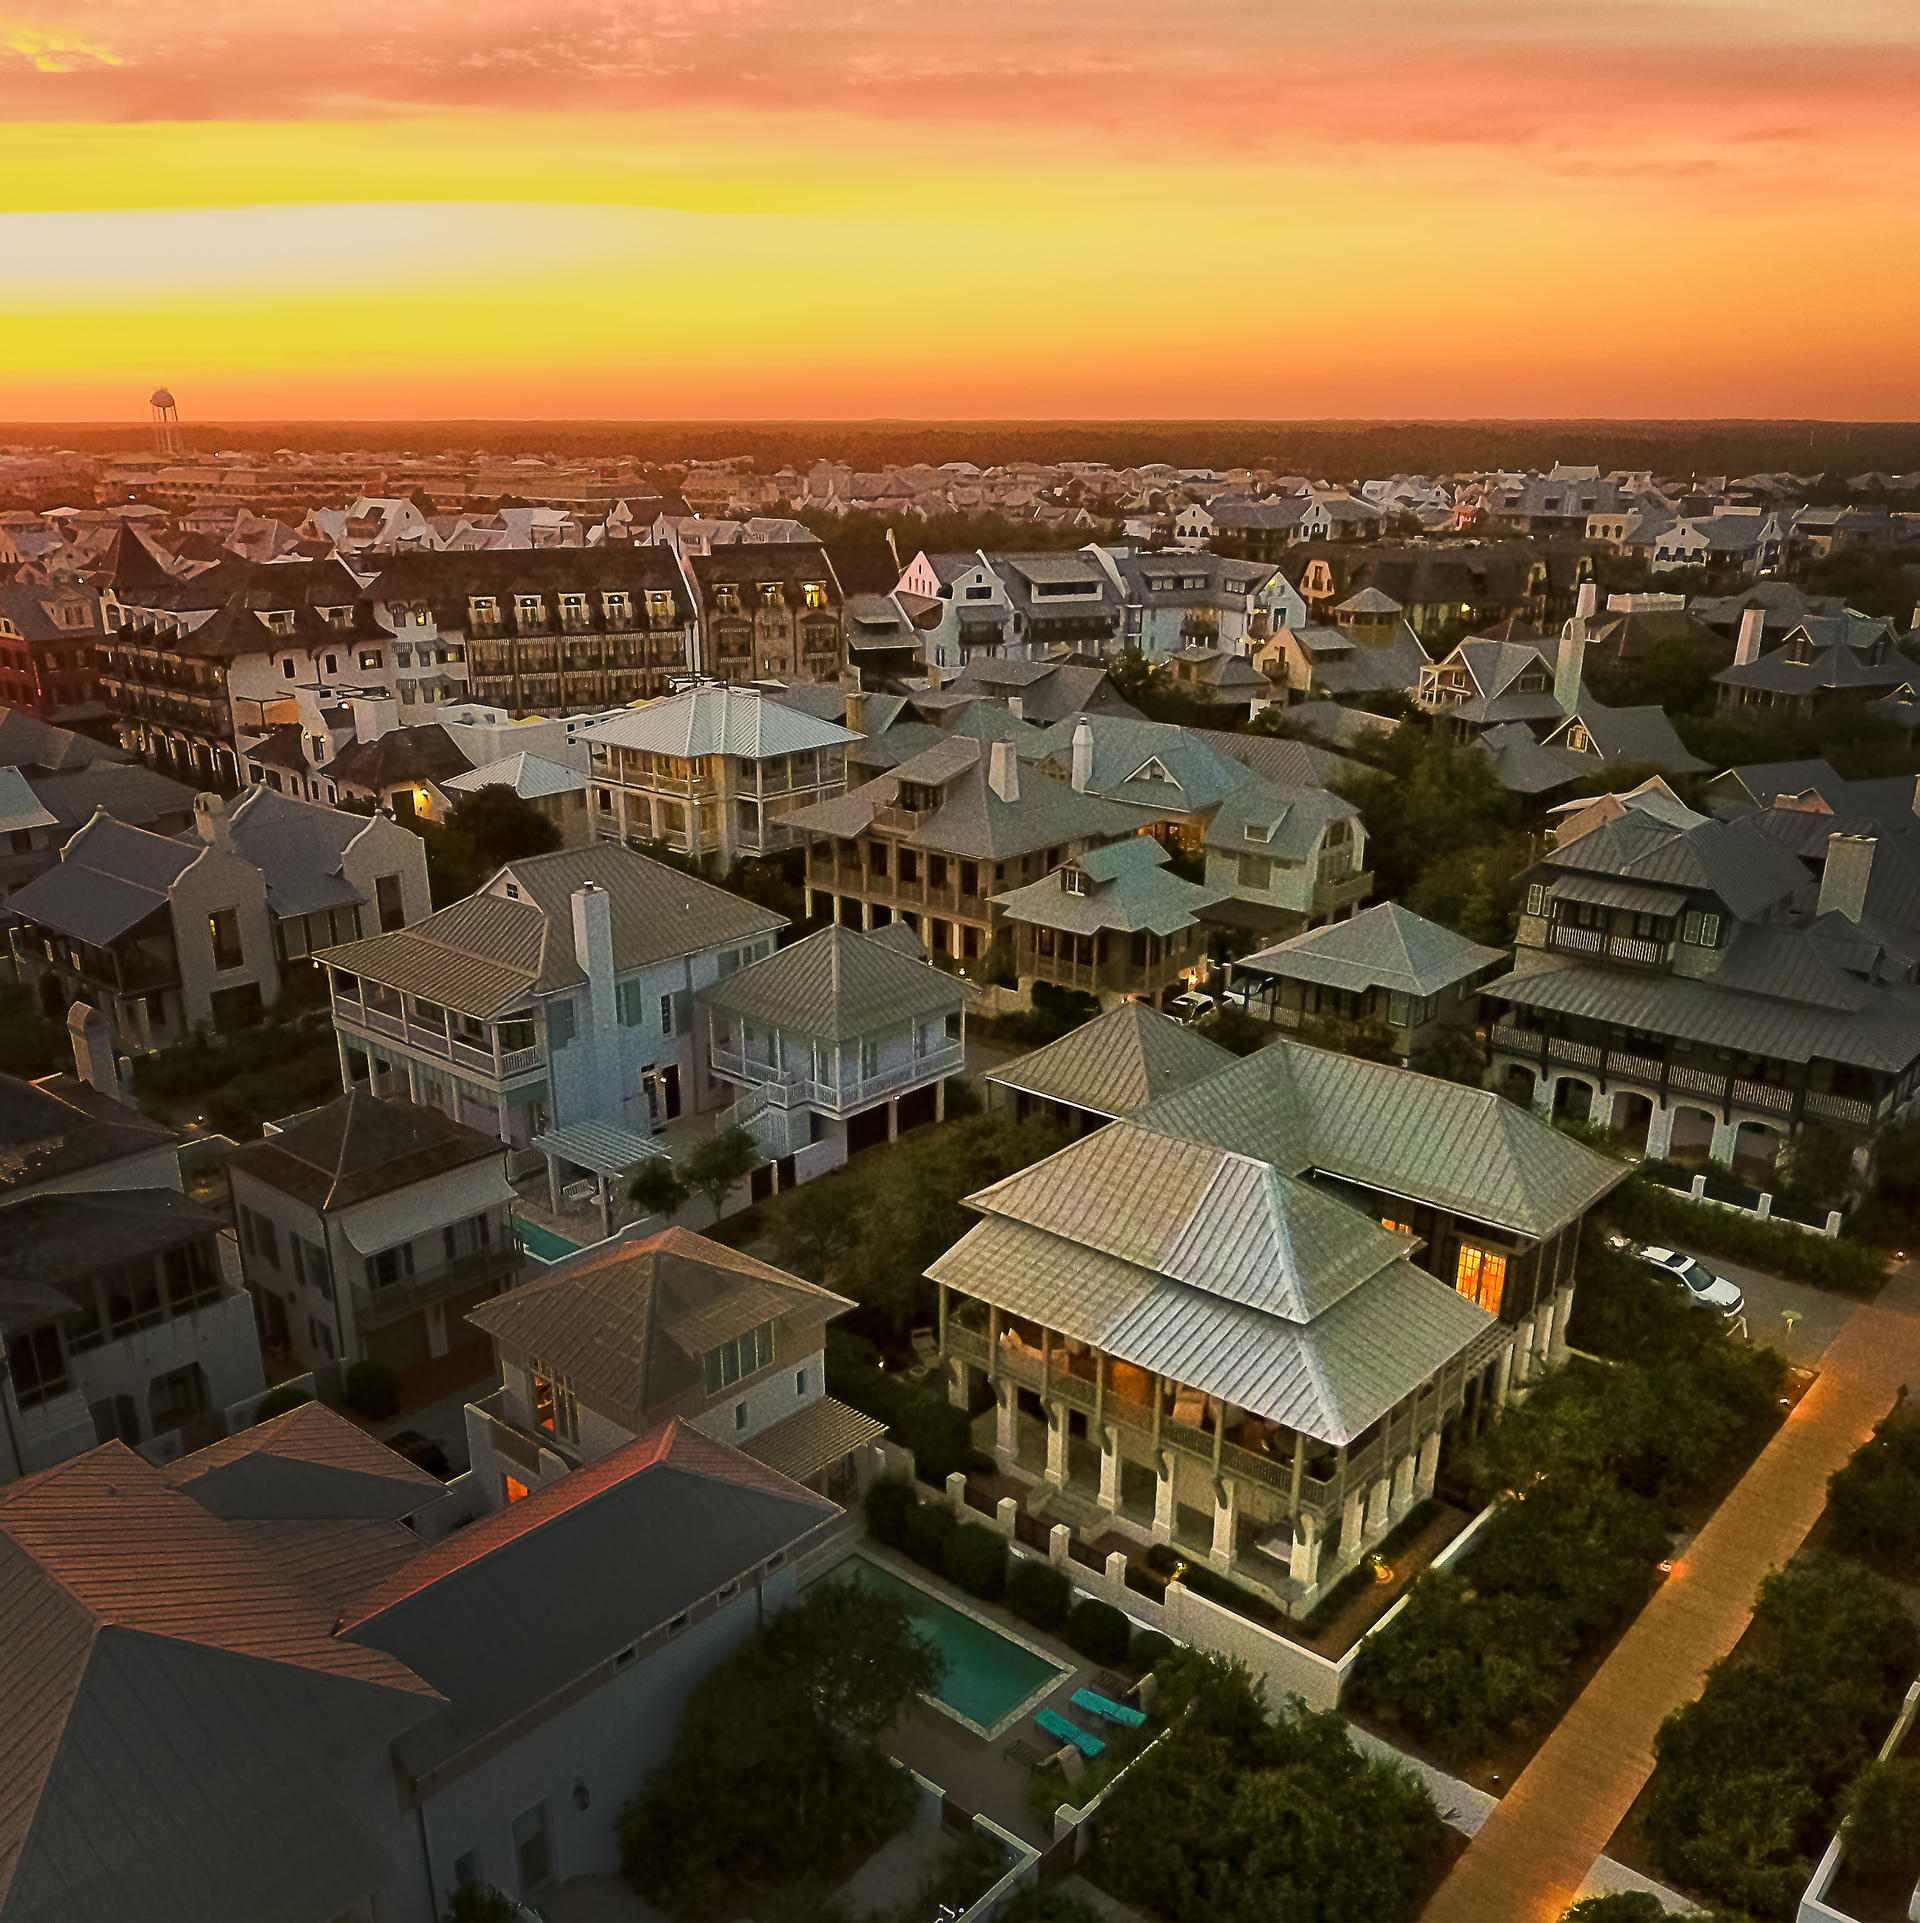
[362,548,698,712]
[582,683,859,871]
[894,551,1018,667]
[1714,612,1916,722]
[1098,549,1307,659]
[697,921,970,1172]
[1198,776,1371,937]
[1484,787,1920,1182]
[992,836,1224,1010]
[930,1040,1623,1610]
[0,578,107,728]
[685,541,845,684]
[317,844,785,1156]
[226,1090,522,1382]
[989,552,1124,657]
[790,737,1140,967]
[463,1226,884,1508]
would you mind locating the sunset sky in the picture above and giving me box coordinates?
[2,0,1917,422]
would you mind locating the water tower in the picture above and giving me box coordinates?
[149,388,181,459]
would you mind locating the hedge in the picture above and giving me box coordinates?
[1144,1542,1284,1627]
[1129,1628,1175,1672]
[1063,1598,1132,1666]
[1605,1175,1886,1295]
[1005,1556,1073,1632]
[864,1476,917,1549]
[903,1500,960,1572]
[826,1331,990,1482]
[945,1520,1009,1601]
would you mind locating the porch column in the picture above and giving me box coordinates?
[860,898,873,930]
[1510,1310,1537,1387]
[1287,1513,1323,1589]
[1709,1116,1741,1163]
[1390,1452,1416,1521]
[496,1093,511,1148]
[336,1034,355,1092]
[1645,1102,1677,1161]
[1098,1425,1122,1512]
[1208,1477,1238,1571]
[1415,1428,1442,1502]
[1532,1295,1557,1372]
[1339,1481,1365,1555]
[1045,1404,1069,1487]
[1364,1476,1391,1542]
[1492,1338,1515,1412]
[804,884,816,919]
[1287,1428,1307,1527]
[887,1098,899,1142]
[935,1077,946,1122]
[1550,1285,1575,1364]
[994,1382,1018,1470]
[598,1172,614,1241]
[1532,1073,1555,1120]
[403,1057,422,1101]
[1152,1451,1176,1544]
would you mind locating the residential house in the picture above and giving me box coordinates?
[0,702,130,780]
[790,736,1140,967]
[0,1404,839,1923]
[1201,500,1309,563]
[1156,646,1270,721]
[940,655,1142,727]
[686,541,845,684]
[698,921,969,1173]
[463,1227,884,1509]
[1714,613,1917,722]
[0,578,107,728]
[983,997,1234,1135]
[581,682,859,871]
[1649,511,1786,582]
[1484,787,1920,1179]
[988,552,1124,656]
[317,844,786,1158]
[1225,901,1505,1057]
[894,551,1017,668]
[442,752,591,847]
[931,1040,1623,1607]
[225,1090,522,1382]
[991,836,1225,1010]
[1197,778,1371,939]
[1099,549,1307,659]
[303,710,478,818]
[0,1185,267,1477]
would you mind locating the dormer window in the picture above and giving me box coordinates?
[1244,821,1274,844]
[758,582,781,605]
[802,581,827,609]
[1062,869,1087,896]
[702,1320,774,1393]
[263,610,295,635]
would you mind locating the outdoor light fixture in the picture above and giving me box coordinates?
[1657,1560,1673,1575]
[573,1779,591,1812]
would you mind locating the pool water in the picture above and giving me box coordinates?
[826,1551,1069,1738]
[515,1218,581,1264]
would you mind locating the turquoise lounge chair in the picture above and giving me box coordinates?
[1072,1687,1146,1730]
[1036,1707,1105,1757]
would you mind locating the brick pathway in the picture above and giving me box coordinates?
[1419,1270,1920,1923]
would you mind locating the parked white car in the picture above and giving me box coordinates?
[1639,1244,1745,1317]
[1170,990,1215,1025]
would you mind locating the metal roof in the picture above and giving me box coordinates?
[0,768,55,839]
[696,923,967,1043]
[581,684,859,760]
[442,751,588,801]
[222,786,372,919]
[1544,874,1692,918]
[985,1000,1234,1118]
[228,1092,502,1212]
[993,844,1228,937]
[1236,901,1505,997]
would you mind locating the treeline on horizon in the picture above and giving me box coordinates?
[11,418,1920,478]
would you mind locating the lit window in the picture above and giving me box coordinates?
[1381,1217,1412,1235]
[1454,1245,1507,1314]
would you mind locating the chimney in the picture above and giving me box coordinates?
[925,657,943,690]
[350,694,398,741]
[192,792,232,852]
[1908,599,1919,636]
[1818,833,1877,924]
[1735,607,1765,667]
[988,739,1020,804]
[67,1003,122,1100]
[1554,626,1585,715]
[1574,580,1599,623]
[1007,694,1024,721]
[1071,717,1095,793]
[569,883,622,1117]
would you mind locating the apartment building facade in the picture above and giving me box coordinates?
[686,541,846,684]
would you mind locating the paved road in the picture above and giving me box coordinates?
[1420,1267,1920,1923]
[1657,1240,1863,1368]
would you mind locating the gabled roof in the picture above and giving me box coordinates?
[4,812,199,946]
[581,684,858,760]
[1031,713,1251,813]
[225,1091,502,1211]
[0,767,55,839]
[440,750,587,801]
[323,722,472,792]
[1237,901,1504,997]
[984,1000,1235,1119]
[465,1227,852,1427]
[222,785,373,917]
[0,1072,178,1198]
[1132,1040,1626,1239]
[696,922,967,1042]
[1543,806,1807,922]
[993,836,1228,936]
[26,763,195,834]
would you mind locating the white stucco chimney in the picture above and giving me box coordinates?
[1554,626,1585,715]
[1574,580,1599,623]
[1734,607,1765,667]
[988,739,1020,804]
[1818,833,1877,924]
[1007,694,1024,722]
[67,1003,122,1099]
[1071,717,1095,793]
[568,882,622,1121]
[350,694,399,742]
[192,792,233,852]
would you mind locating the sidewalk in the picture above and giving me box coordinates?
[1420,1267,1920,1923]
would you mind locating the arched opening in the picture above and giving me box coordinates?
[1732,1120,1784,1188]
[1499,1064,1537,1108]
[1611,1090,1654,1155]
[1551,1077,1594,1123]
[1668,1106,1716,1168]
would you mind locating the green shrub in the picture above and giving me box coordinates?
[341,1359,399,1420]
[251,1385,313,1425]
[944,1521,1009,1601]
[1144,1541,1283,1627]
[1604,1175,1885,1294]
[864,1476,918,1549]
[825,1328,990,1483]
[1063,1598,1131,1667]
[1129,1628,1175,1673]
[1840,1758,1920,1874]
[1826,1415,1920,1577]
[1561,1898,1667,1922]
[997,1887,1103,1923]
[903,1499,960,1571]
[1005,1556,1073,1632]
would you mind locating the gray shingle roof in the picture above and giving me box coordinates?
[696,923,967,1042]
[993,837,1228,936]
[1543,808,1807,923]
[222,786,369,918]
[984,1000,1234,1118]
[1236,901,1504,997]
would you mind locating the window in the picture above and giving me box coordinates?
[734,1401,748,1431]
[281,657,297,678]
[1237,852,1271,890]
[1454,1244,1507,1314]
[1681,909,1722,947]
[1387,991,1412,1027]
[1525,883,1546,918]
[374,872,405,932]
[368,1242,415,1289]
[702,1320,775,1393]
[532,1372,578,1442]
[795,1368,807,1396]
[245,1207,281,1269]
[511,1803,554,1896]
[1062,868,1086,896]
[548,998,578,1049]
[208,908,244,971]
[360,649,382,670]
[802,581,827,609]
[617,978,647,1026]
[7,1326,67,1408]
[1381,1216,1413,1235]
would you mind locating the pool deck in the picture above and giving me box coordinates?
[843,1542,1120,1847]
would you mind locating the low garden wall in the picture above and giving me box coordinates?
[893,1763,1041,1923]
[1797,1679,1920,1923]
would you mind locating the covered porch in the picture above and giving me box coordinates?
[528,1118,671,1244]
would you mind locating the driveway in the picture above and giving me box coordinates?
[1655,1240,1859,1368]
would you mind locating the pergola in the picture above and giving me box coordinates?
[529,1119,670,1243]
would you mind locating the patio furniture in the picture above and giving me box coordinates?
[1036,1708,1105,1758]
[1072,1688,1146,1730]
[1091,1670,1132,1701]
[1002,1740,1049,1772]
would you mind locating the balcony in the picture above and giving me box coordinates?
[709,1039,965,1115]
[1546,922,1672,968]
[348,1242,522,1330]
[1310,868,1372,913]
[335,999,544,1079]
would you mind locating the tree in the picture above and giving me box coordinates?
[1194,1006,1269,1056]
[682,1125,760,1220]
[1826,1414,1920,1576]
[1840,1758,1920,1874]
[444,785,561,878]
[0,986,64,1079]
[627,1157,689,1220]
[763,1578,944,1743]
[1779,1121,1858,1208]
[1409,1022,1486,1086]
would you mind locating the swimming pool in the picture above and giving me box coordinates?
[824,1550,1070,1740]
[515,1218,581,1264]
